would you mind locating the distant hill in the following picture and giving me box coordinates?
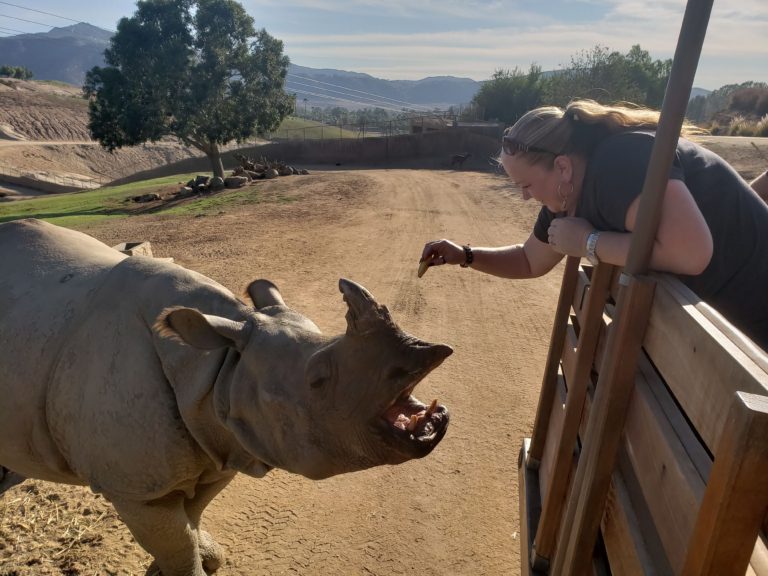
[0,23,712,109]
[690,87,712,99]
[0,24,481,108]
[0,23,111,86]
[287,64,481,110]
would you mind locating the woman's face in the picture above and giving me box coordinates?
[501,152,565,212]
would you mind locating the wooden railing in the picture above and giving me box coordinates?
[518,258,768,575]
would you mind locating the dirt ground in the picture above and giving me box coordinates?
[0,135,766,576]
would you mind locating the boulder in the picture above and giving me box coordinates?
[224,176,248,189]
[209,177,225,191]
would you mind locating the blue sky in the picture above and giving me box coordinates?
[0,0,765,90]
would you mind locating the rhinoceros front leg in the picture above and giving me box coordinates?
[110,493,206,576]
[184,475,234,573]
[0,466,26,494]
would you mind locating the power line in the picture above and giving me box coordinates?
[0,23,25,33]
[287,72,434,112]
[286,87,409,113]
[0,12,53,28]
[286,79,429,112]
[0,1,79,23]
[0,2,115,33]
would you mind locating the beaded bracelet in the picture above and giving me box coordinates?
[460,245,474,268]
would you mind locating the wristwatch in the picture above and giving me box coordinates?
[585,230,600,265]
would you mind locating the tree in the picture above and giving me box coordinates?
[0,65,33,80]
[84,0,293,178]
[544,44,671,108]
[471,65,544,125]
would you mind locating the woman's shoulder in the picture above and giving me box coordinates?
[590,130,656,169]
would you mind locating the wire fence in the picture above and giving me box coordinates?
[0,162,107,191]
[0,145,204,192]
[268,114,497,142]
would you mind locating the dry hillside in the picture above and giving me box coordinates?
[0,78,202,195]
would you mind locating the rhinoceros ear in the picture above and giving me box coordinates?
[154,307,250,351]
[246,279,286,309]
[339,278,394,335]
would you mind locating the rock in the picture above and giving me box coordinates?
[177,186,195,198]
[209,177,225,191]
[278,166,293,177]
[194,175,210,186]
[264,168,279,179]
[246,170,263,180]
[224,176,248,188]
[299,169,310,175]
[131,193,161,203]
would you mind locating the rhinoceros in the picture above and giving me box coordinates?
[0,219,452,576]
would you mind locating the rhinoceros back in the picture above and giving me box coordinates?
[0,219,126,482]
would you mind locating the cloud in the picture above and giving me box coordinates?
[273,0,766,88]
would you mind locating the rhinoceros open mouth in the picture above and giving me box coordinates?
[381,385,449,455]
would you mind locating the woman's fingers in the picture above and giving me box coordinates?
[418,240,455,277]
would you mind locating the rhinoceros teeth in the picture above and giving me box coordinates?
[406,411,424,432]
[393,414,410,430]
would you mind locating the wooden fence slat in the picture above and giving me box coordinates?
[552,275,656,576]
[682,392,768,576]
[643,277,768,453]
[531,262,615,568]
[529,256,581,465]
[538,372,567,502]
[601,471,656,576]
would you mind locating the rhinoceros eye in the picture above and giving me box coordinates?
[309,376,327,389]
[387,366,410,381]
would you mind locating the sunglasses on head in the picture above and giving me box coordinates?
[501,134,554,156]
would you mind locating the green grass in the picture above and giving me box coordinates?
[0,172,291,228]
[273,116,358,139]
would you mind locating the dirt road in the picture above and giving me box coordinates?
[0,169,563,575]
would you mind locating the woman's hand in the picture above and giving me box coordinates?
[420,239,465,267]
[546,217,593,257]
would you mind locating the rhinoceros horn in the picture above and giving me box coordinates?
[339,278,395,335]
[246,279,286,309]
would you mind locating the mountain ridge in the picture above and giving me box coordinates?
[0,23,712,110]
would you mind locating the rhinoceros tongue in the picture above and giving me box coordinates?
[387,398,438,437]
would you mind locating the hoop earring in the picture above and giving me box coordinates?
[557,182,573,212]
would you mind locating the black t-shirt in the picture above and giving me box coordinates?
[534,131,768,349]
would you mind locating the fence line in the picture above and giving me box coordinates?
[268,114,500,143]
[0,144,204,192]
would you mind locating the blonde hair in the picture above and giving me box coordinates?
[504,99,705,166]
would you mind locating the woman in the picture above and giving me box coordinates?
[421,100,768,350]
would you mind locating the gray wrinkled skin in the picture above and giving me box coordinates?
[0,219,453,576]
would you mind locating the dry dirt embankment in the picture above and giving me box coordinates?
[0,78,202,197]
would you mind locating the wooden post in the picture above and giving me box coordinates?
[528,256,581,466]
[681,392,768,576]
[531,262,615,569]
[550,275,657,576]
